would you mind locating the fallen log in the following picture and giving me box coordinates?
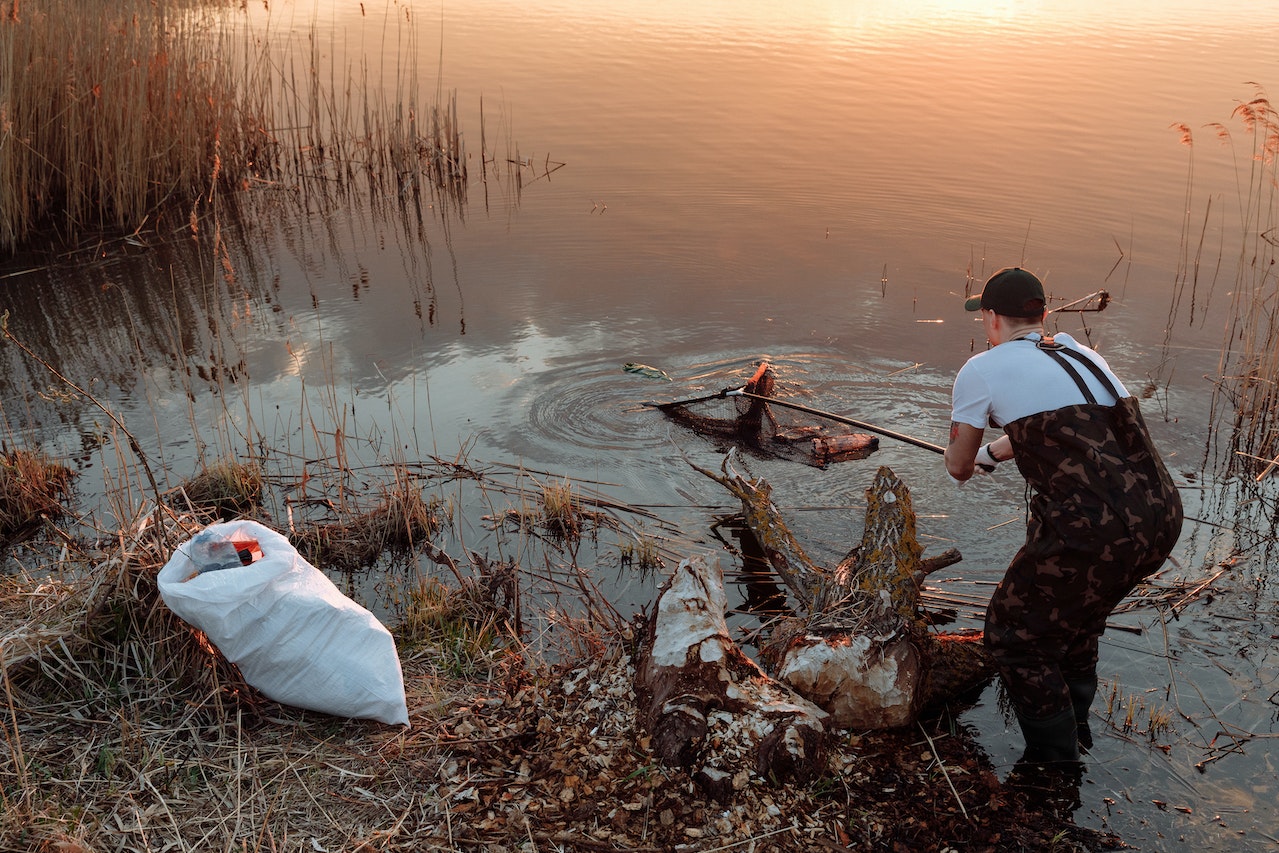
[632,555,829,801]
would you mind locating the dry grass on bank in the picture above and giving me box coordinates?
[0,501,1116,853]
[0,503,472,851]
[0,448,74,548]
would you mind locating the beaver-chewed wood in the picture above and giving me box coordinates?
[688,455,830,610]
[632,556,828,801]
[700,457,994,730]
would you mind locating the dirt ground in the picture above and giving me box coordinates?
[2,621,1124,853]
[393,647,1121,853]
[0,461,1124,852]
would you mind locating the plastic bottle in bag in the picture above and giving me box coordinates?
[186,530,264,579]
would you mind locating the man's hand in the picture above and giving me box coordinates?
[974,443,999,473]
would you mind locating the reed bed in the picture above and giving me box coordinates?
[1175,91,1279,480]
[1215,94,1279,478]
[0,0,531,256]
[0,0,275,253]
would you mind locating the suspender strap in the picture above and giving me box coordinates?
[1034,339,1123,403]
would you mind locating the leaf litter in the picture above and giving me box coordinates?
[0,514,1121,853]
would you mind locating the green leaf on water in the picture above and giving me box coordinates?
[623,362,673,382]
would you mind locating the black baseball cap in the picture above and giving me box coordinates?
[964,267,1046,318]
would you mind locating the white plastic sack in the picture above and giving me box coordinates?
[158,519,409,726]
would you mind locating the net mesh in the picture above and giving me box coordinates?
[658,363,879,468]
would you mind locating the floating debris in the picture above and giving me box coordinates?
[623,362,673,382]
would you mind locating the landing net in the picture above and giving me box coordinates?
[657,362,879,468]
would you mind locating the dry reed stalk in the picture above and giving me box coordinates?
[290,465,443,573]
[0,447,74,544]
[1207,92,1279,476]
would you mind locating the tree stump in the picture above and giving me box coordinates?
[757,465,991,728]
[645,456,992,735]
[632,556,829,801]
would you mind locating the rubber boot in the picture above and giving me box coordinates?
[1016,707,1081,766]
[1066,678,1097,752]
[1008,708,1083,819]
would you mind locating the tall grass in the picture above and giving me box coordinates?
[0,0,509,256]
[0,0,275,252]
[1205,93,1279,478]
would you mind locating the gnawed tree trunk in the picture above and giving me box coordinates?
[633,556,829,801]
[694,456,990,729]
[756,464,991,728]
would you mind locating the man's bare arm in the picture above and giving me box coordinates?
[944,421,985,481]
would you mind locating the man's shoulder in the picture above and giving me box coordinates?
[1050,332,1111,363]
[963,343,1019,369]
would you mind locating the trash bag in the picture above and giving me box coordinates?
[158,519,410,726]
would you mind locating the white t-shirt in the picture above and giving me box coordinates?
[951,332,1128,430]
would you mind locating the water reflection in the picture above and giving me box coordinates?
[0,235,243,442]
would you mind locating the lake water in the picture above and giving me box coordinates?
[2,0,1279,847]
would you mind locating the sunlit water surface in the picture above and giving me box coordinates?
[3,0,1279,847]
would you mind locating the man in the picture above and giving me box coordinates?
[945,267,1183,766]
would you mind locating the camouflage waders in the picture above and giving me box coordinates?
[984,343,1183,721]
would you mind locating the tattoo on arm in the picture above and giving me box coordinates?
[949,422,960,445]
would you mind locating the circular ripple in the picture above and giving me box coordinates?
[523,367,676,454]
[506,352,950,455]
[494,355,773,468]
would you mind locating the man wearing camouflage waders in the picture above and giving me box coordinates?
[944,267,1183,769]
